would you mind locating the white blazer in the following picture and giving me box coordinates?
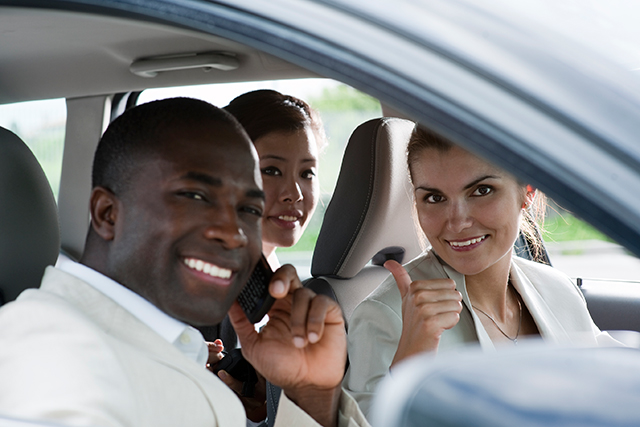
[343,250,619,417]
[0,267,368,427]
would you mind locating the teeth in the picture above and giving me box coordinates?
[183,258,232,279]
[450,236,486,247]
[278,215,298,222]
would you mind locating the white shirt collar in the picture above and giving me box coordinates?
[56,255,208,366]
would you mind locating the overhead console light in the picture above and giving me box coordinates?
[130,52,239,78]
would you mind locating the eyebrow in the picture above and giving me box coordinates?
[415,174,500,193]
[180,171,222,187]
[247,189,266,200]
[463,174,500,190]
[179,172,265,200]
[260,154,317,163]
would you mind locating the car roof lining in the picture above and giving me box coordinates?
[0,7,318,104]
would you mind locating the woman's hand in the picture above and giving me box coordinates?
[206,339,267,422]
[217,367,267,422]
[206,339,225,370]
[384,260,463,366]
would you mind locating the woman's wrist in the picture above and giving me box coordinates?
[392,335,438,367]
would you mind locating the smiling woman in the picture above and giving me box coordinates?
[224,89,326,269]
[139,80,381,278]
[343,124,621,419]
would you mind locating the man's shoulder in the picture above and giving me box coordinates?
[0,266,134,346]
[0,270,106,340]
[0,274,140,426]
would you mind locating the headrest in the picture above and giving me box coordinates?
[311,118,425,279]
[0,127,60,304]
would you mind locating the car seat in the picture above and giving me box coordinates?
[305,117,425,325]
[0,126,60,305]
[262,117,423,427]
[265,117,550,425]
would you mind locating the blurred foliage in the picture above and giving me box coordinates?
[1,99,66,200]
[541,212,612,243]
[25,128,65,200]
[307,84,382,194]
[278,85,381,253]
[308,84,380,111]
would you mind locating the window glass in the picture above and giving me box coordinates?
[542,201,640,281]
[141,80,640,283]
[0,99,66,199]
[140,79,382,278]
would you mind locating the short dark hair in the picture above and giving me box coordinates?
[224,89,326,150]
[92,97,243,195]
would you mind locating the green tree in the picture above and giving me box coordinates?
[278,84,381,255]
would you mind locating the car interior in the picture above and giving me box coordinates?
[2,2,640,425]
[0,126,60,305]
[306,117,423,324]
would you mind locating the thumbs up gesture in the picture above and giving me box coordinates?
[384,260,463,366]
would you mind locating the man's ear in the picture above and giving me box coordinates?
[89,187,119,241]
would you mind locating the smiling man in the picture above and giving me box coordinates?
[0,98,368,427]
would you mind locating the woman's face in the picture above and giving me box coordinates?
[253,127,319,253]
[411,146,530,278]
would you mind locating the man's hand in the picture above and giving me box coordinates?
[385,260,463,366]
[228,264,346,427]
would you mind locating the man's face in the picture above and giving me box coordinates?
[108,120,264,326]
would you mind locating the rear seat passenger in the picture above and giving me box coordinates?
[262,117,422,427]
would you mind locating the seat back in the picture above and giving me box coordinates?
[0,127,60,305]
[306,117,424,325]
[264,118,423,427]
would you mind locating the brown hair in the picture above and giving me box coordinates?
[224,89,326,151]
[407,125,548,263]
[406,125,454,180]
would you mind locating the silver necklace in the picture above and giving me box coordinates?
[472,286,522,344]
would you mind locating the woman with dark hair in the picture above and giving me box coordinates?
[343,125,620,418]
[209,90,326,424]
[224,89,326,269]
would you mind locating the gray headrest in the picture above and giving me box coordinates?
[0,127,60,304]
[311,118,424,278]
